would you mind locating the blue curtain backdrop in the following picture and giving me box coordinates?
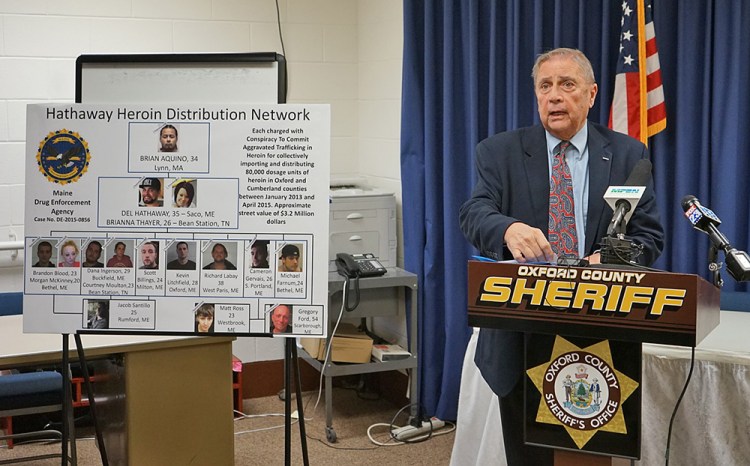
[401,0,750,421]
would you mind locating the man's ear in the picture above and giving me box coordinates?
[589,83,598,108]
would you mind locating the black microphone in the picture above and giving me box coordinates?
[682,195,750,282]
[680,195,730,249]
[606,159,653,237]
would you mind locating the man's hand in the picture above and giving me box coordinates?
[504,222,556,263]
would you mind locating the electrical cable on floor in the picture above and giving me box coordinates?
[365,420,456,447]
[233,407,322,436]
[390,403,431,444]
[300,286,405,452]
[307,435,382,451]
[234,419,298,436]
[388,404,420,434]
[232,284,455,448]
[368,411,456,447]
[233,411,285,420]
[295,389,384,452]
[664,345,696,466]
[306,283,349,419]
[233,409,293,435]
[363,402,456,447]
[233,288,348,436]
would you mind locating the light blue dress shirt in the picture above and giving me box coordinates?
[546,127,589,258]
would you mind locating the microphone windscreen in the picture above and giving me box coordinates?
[681,194,698,211]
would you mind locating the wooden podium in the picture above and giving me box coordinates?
[466,261,721,464]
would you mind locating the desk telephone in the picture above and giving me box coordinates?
[335,253,387,278]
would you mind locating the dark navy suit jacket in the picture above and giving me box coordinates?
[459,122,664,397]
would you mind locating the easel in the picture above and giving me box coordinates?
[58,334,109,466]
[283,339,310,466]
[60,335,76,465]
[52,51,302,465]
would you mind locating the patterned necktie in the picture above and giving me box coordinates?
[548,141,578,257]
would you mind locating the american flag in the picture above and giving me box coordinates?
[609,0,666,144]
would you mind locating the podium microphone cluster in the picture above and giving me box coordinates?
[600,159,652,265]
[681,195,750,282]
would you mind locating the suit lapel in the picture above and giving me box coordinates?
[585,123,613,252]
[522,127,550,231]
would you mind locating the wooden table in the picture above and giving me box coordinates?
[0,315,235,466]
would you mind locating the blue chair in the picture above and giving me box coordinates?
[0,293,22,317]
[0,371,67,464]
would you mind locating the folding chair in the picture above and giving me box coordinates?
[0,371,68,465]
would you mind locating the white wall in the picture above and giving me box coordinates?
[0,0,405,361]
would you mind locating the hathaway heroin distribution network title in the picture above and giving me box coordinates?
[45,106,313,123]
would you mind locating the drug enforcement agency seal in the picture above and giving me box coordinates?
[526,336,638,448]
[36,129,90,185]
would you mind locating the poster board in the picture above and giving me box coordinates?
[24,103,330,337]
[24,54,330,336]
[24,53,330,336]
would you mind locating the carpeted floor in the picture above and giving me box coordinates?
[0,387,456,465]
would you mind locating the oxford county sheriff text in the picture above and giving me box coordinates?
[478,265,687,316]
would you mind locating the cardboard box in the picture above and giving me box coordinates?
[300,323,373,364]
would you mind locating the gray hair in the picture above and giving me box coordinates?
[531,48,596,85]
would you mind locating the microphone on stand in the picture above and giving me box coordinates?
[600,159,652,265]
[605,159,652,237]
[681,195,750,282]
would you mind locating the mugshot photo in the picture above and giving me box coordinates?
[249,240,270,269]
[32,240,56,267]
[138,177,164,207]
[106,240,134,268]
[158,123,179,152]
[203,242,237,270]
[87,300,110,329]
[82,240,105,268]
[277,243,303,272]
[194,303,215,333]
[268,304,293,334]
[167,241,197,270]
[128,121,209,159]
[171,179,197,208]
[138,241,160,270]
[58,239,80,268]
